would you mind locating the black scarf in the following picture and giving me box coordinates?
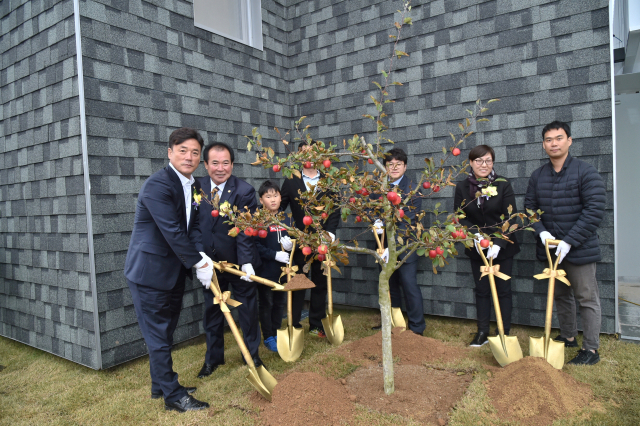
[468,169,496,209]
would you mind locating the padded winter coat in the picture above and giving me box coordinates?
[524,154,606,265]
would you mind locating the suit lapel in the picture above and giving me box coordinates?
[187,179,201,231]
[166,165,187,229]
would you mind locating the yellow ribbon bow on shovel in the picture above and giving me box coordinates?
[479,264,511,281]
[533,268,571,286]
[213,290,242,312]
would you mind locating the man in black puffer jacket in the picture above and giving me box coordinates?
[525,121,606,366]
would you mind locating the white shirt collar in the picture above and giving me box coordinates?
[210,178,227,194]
[169,162,195,186]
[391,175,404,186]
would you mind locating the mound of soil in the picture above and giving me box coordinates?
[486,356,593,426]
[284,274,316,291]
[337,328,468,365]
[346,364,472,425]
[258,372,355,426]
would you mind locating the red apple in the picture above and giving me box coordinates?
[272,164,281,172]
[361,189,370,196]
[245,227,254,237]
[355,215,362,222]
[317,254,326,261]
[386,192,399,203]
[433,185,440,192]
[368,158,374,164]
[452,147,461,156]
[436,247,444,255]
[304,161,312,169]
[302,216,313,226]
[451,231,459,238]
[422,181,431,189]
[230,227,240,236]
[321,212,328,219]
[392,197,401,206]
[398,209,405,218]
[302,246,312,256]
[318,244,328,254]
[349,197,356,203]
[211,210,219,217]
[355,188,363,195]
[458,231,466,239]
[323,159,332,168]
[429,249,437,259]
[258,229,268,238]
[480,239,490,248]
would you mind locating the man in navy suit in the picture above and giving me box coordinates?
[373,147,425,335]
[197,142,263,378]
[124,127,214,412]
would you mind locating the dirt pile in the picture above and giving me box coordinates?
[258,372,355,426]
[337,328,468,365]
[283,273,315,291]
[486,356,593,426]
[347,364,472,425]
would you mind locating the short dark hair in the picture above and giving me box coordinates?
[169,127,204,150]
[203,142,235,163]
[468,145,495,162]
[258,180,281,197]
[383,148,408,166]
[542,121,571,140]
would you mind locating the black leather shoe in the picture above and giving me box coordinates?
[197,362,224,378]
[554,335,579,347]
[165,395,209,412]
[151,386,196,399]
[469,331,489,347]
[242,356,265,368]
[371,324,382,330]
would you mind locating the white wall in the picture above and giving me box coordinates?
[615,92,640,280]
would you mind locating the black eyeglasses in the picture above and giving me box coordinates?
[473,159,493,166]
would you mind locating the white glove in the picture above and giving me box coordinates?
[539,231,557,248]
[280,236,293,251]
[275,251,290,263]
[374,220,384,235]
[241,263,255,282]
[196,262,213,289]
[195,252,212,268]
[327,232,336,243]
[380,248,389,264]
[555,241,571,264]
[474,233,484,255]
[486,245,501,260]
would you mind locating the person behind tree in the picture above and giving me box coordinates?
[454,145,520,347]
[254,180,294,352]
[525,120,606,365]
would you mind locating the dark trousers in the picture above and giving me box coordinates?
[258,276,286,339]
[470,257,513,334]
[202,273,260,364]
[389,260,426,334]
[127,271,187,403]
[291,253,327,331]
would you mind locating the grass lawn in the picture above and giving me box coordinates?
[1,308,639,425]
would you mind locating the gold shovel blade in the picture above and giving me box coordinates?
[391,307,407,330]
[322,314,344,346]
[529,336,565,369]
[246,366,277,402]
[277,327,304,362]
[487,335,523,367]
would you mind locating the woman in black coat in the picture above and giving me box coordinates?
[454,145,520,347]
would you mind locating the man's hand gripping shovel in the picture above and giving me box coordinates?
[208,269,277,401]
[276,240,304,362]
[529,239,570,370]
[475,240,523,367]
[373,229,406,330]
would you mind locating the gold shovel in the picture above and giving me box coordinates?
[208,269,277,401]
[277,240,304,362]
[475,241,523,367]
[213,261,285,291]
[321,252,344,345]
[529,239,571,370]
[373,230,407,330]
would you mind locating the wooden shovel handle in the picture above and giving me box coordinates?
[213,262,283,289]
[544,239,563,270]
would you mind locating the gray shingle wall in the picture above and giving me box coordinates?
[284,0,614,333]
[78,0,293,367]
[0,0,98,367]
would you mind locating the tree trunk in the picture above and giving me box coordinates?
[378,253,396,395]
